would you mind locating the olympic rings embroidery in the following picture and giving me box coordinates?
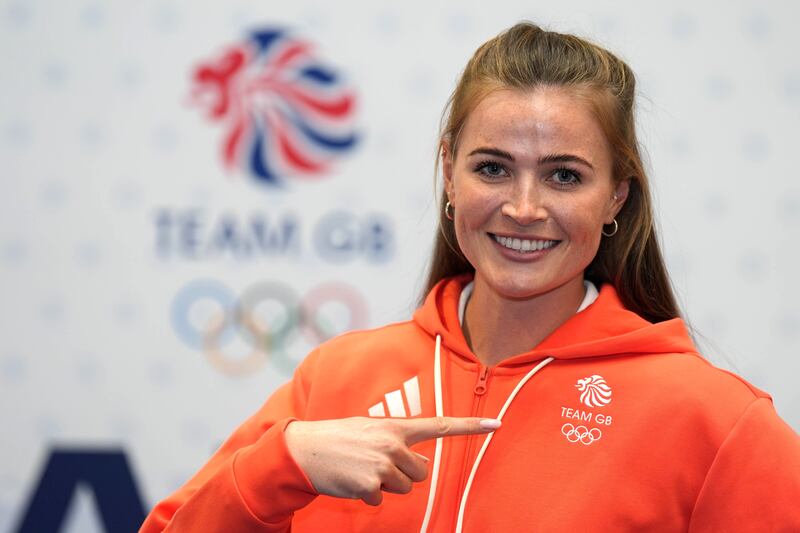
[561,423,602,445]
[171,279,368,376]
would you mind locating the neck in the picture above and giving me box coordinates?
[463,275,586,367]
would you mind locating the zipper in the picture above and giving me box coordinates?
[473,365,489,395]
[452,364,491,527]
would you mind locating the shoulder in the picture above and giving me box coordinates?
[600,351,774,439]
[323,319,428,350]
[299,319,432,377]
[292,319,435,417]
[641,352,769,402]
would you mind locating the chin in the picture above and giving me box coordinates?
[479,265,584,301]
[484,274,553,301]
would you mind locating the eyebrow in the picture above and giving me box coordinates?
[467,147,515,160]
[467,147,594,170]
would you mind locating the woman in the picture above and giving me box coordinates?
[141,22,800,532]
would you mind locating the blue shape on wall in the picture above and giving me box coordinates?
[15,448,146,533]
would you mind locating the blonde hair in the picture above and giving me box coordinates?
[423,22,679,323]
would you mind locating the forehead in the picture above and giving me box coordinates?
[458,87,611,164]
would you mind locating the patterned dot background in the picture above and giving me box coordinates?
[0,0,798,530]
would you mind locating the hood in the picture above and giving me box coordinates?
[412,275,698,366]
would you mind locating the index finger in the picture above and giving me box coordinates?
[397,417,502,445]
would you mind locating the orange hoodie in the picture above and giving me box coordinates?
[140,276,800,532]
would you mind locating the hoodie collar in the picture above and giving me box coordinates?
[458,279,598,324]
[413,275,698,366]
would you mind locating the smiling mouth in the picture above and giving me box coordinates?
[490,233,560,253]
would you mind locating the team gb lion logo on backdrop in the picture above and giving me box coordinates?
[190,28,359,187]
[575,375,613,408]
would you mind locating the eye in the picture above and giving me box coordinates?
[473,160,509,179]
[549,167,581,188]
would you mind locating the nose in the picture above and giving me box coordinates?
[500,180,547,225]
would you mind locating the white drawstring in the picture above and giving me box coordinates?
[419,334,445,533]
[454,356,555,533]
[420,336,555,532]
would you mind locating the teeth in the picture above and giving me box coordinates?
[493,234,557,253]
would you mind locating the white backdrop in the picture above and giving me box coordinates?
[1,0,798,531]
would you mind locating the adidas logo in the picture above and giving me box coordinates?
[368,376,421,417]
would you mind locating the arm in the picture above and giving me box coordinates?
[139,346,499,532]
[688,397,800,532]
[139,352,319,533]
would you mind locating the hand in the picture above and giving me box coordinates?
[284,416,501,506]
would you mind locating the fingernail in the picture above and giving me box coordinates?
[415,453,430,463]
[479,419,502,430]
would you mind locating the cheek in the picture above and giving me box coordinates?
[556,203,606,245]
[452,192,497,263]
[454,186,496,230]
[454,212,487,254]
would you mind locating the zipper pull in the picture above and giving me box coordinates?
[474,366,489,395]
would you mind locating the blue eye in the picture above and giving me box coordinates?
[551,168,581,188]
[473,160,508,179]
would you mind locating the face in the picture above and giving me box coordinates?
[442,86,629,300]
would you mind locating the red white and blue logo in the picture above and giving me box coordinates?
[191,29,359,186]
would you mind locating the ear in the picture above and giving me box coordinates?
[441,140,455,204]
[606,178,630,224]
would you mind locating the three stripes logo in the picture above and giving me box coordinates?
[368,376,421,418]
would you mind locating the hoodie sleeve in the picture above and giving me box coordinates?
[688,397,800,532]
[139,351,320,533]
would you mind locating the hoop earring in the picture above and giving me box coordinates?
[602,219,618,237]
[444,201,454,221]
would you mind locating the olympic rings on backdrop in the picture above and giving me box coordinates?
[561,423,602,445]
[171,279,369,376]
